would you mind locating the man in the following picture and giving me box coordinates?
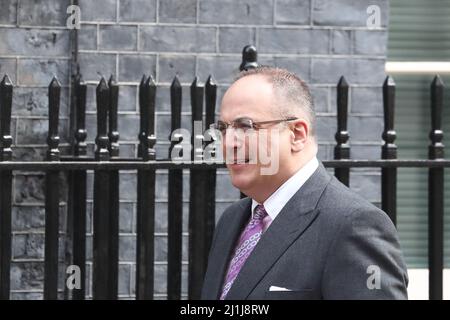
[201,67,408,300]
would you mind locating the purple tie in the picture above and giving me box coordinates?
[220,205,268,300]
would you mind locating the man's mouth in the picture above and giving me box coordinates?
[233,158,250,164]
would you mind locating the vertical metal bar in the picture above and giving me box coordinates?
[68,1,79,154]
[136,75,156,300]
[71,75,87,300]
[44,77,61,300]
[203,75,217,260]
[239,45,259,71]
[188,77,206,299]
[167,76,183,300]
[107,75,119,300]
[0,75,13,300]
[230,45,258,199]
[334,76,350,186]
[428,75,444,300]
[92,77,111,299]
[381,76,397,226]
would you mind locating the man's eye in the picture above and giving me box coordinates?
[215,122,227,132]
[236,120,253,130]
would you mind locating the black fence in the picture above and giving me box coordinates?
[0,46,448,300]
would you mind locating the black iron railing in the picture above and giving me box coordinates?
[0,45,447,300]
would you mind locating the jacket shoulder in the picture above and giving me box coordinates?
[317,176,395,231]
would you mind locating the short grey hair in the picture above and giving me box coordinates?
[235,66,316,137]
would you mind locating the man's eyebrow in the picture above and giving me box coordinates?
[233,116,253,121]
[218,116,252,122]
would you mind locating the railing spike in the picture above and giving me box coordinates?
[239,45,258,71]
[381,75,397,226]
[334,75,350,186]
[1,74,13,86]
[171,74,181,88]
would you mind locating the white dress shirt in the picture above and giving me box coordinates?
[251,156,319,232]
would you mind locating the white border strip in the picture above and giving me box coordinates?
[407,268,450,300]
[386,61,450,74]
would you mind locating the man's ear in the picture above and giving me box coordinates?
[290,119,308,152]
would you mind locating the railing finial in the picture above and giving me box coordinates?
[0,75,13,161]
[334,76,350,186]
[47,77,61,161]
[74,74,87,156]
[138,75,156,161]
[429,75,445,160]
[239,45,258,71]
[108,74,120,157]
[95,77,110,161]
[382,75,397,159]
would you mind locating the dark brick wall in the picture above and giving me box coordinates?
[0,0,390,299]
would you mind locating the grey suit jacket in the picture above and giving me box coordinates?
[201,163,408,300]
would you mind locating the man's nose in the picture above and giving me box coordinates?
[224,129,245,148]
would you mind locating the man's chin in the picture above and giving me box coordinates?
[230,175,254,193]
[227,164,259,191]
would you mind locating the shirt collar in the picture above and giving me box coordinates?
[251,156,319,221]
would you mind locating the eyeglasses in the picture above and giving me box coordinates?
[211,117,298,134]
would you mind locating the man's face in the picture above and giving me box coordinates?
[219,75,293,195]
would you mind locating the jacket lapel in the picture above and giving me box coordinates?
[225,163,332,300]
[206,198,252,299]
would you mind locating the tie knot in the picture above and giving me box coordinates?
[254,205,268,221]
